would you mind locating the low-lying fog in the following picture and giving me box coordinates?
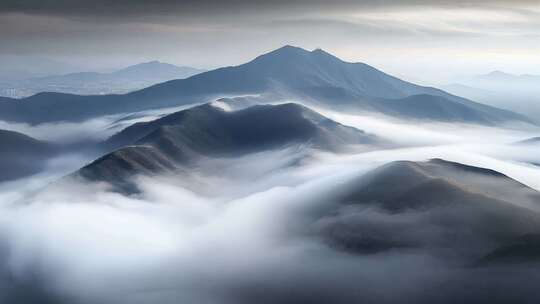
[1,103,540,304]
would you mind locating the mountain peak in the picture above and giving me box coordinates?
[488,70,511,75]
[245,45,344,72]
[259,45,338,60]
[255,45,311,60]
[277,44,307,52]
[481,70,514,79]
[135,60,164,66]
[311,48,332,55]
[310,47,344,63]
[119,60,171,71]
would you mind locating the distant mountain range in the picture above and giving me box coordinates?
[478,71,540,83]
[75,102,380,192]
[442,71,540,118]
[0,129,58,181]
[0,46,534,126]
[0,61,205,98]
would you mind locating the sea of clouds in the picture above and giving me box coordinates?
[1,104,540,304]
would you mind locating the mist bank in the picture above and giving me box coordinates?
[1,135,540,303]
[0,95,540,303]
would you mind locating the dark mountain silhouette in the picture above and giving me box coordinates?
[0,129,58,182]
[0,46,532,125]
[0,61,205,98]
[316,159,540,262]
[75,103,378,192]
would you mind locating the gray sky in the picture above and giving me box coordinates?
[1,0,540,83]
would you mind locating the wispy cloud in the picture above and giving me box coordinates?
[1,1,539,85]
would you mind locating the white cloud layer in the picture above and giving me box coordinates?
[1,107,540,303]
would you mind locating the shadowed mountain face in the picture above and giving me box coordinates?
[0,129,57,182]
[0,46,532,125]
[314,159,540,263]
[76,103,378,192]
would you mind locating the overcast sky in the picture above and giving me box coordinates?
[1,0,539,83]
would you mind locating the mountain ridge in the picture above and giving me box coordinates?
[0,45,534,125]
[75,102,379,192]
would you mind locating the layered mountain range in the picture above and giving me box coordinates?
[2,46,540,265]
[0,46,534,125]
